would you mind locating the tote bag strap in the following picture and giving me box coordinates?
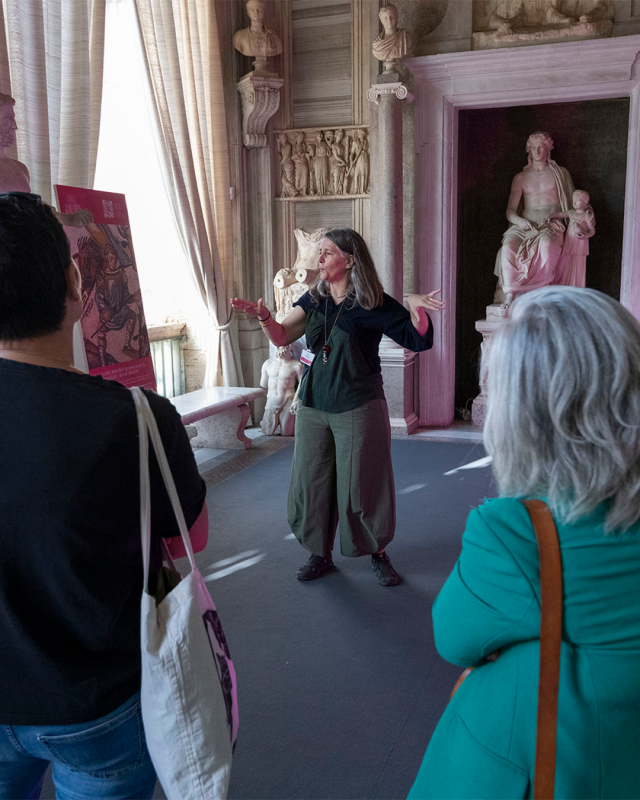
[522,499,563,800]
[131,386,198,593]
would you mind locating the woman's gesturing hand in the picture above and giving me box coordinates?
[407,291,445,336]
[407,290,446,313]
[231,297,269,321]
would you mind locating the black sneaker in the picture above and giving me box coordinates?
[296,553,334,581]
[371,552,400,586]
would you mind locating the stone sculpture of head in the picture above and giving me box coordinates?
[526,131,554,164]
[573,189,590,209]
[275,345,291,359]
[0,93,17,150]
[378,4,399,33]
[246,0,265,28]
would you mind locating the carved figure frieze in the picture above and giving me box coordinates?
[275,127,370,200]
[472,0,614,49]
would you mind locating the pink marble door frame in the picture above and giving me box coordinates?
[407,35,640,427]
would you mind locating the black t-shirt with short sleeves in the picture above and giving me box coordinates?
[0,359,206,725]
[293,291,433,413]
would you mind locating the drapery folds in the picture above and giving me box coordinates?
[1,0,105,201]
[133,0,241,387]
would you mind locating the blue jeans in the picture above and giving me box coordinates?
[0,692,157,800]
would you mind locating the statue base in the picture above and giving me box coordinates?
[379,337,419,436]
[471,316,508,427]
[486,303,509,320]
[472,19,613,51]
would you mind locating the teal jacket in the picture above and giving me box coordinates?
[409,498,640,799]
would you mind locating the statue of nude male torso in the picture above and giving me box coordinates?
[514,165,563,224]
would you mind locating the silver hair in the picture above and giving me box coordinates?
[482,286,640,532]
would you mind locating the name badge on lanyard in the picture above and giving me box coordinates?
[300,349,315,366]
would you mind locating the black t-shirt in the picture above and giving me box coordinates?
[294,291,433,412]
[0,359,206,725]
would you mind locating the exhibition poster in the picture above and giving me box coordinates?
[55,185,156,391]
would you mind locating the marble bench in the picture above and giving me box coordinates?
[170,386,266,450]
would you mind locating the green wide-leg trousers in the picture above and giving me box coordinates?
[286,398,395,557]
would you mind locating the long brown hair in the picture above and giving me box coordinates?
[309,228,384,310]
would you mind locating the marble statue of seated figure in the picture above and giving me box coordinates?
[0,93,92,227]
[494,131,575,308]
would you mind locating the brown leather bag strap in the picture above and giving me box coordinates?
[523,499,563,800]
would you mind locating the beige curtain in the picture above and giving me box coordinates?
[2,0,105,202]
[0,3,10,95]
[134,0,241,388]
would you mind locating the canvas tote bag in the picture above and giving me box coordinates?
[131,386,239,800]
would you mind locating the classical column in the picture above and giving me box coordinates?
[368,75,416,435]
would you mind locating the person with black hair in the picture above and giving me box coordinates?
[0,193,207,800]
[233,228,444,585]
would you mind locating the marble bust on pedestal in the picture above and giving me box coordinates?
[233,0,283,76]
[372,4,412,73]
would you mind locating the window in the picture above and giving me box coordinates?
[94,0,200,326]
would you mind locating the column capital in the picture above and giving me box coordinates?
[367,82,414,105]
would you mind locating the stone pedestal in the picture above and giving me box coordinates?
[237,73,284,149]
[380,336,418,436]
[471,316,507,426]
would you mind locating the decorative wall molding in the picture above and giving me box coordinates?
[274,125,370,200]
[407,35,640,427]
[237,73,284,149]
[367,81,414,104]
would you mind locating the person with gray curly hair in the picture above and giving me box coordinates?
[409,286,640,798]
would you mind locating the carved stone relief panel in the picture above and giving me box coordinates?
[274,126,370,200]
[472,0,614,49]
